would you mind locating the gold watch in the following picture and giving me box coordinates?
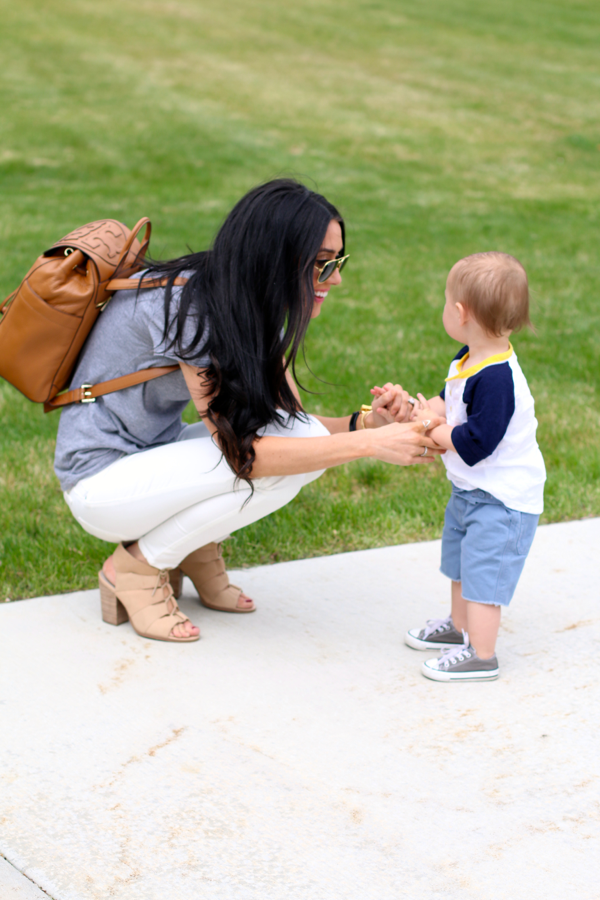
[358,404,372,430]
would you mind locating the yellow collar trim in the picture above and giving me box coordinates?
[445,343,513,382]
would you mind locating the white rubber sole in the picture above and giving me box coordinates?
[421,660,500,682]
[404,630,464,651]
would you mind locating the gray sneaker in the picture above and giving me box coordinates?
[421,632,499,682]
[405,615,464,651]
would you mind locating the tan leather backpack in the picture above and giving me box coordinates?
[0,218,184,412]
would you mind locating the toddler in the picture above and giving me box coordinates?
[405,252,545,681]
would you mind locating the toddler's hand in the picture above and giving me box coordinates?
[408,393,426,420]
[413,401,446,431]
[409,393,442,424]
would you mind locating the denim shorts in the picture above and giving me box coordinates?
[440,487,539,607]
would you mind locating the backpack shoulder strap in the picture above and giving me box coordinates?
[44,365,179,412]
[105,275,189,291]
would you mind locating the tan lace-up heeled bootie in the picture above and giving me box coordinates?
[170,542,255,613]
[98,543,200,642]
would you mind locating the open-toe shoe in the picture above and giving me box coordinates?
[171,542,255,613]
[98,543,200,642]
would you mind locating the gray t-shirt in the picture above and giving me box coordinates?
[54,279,209,491]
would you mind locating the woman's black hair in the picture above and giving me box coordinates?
[144,178,345,486]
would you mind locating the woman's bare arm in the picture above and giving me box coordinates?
[180,363,445,477]
[284,371,412,435]
[283,372,354,434]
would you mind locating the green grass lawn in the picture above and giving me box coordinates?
[1,0,599,600]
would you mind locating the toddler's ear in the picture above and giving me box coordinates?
[455,302,470,327]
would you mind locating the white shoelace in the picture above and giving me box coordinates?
[421,615,454,639]
[437,631,472,668]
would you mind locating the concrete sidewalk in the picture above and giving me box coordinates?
[1,519,599,900]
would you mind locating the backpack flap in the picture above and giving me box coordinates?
[47,217,150,309]
[0,218,150,404]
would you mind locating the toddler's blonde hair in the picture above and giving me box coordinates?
[447,251,531,337]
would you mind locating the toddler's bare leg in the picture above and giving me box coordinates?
[451,581,501,659]
[466,601,501,659]
[450,580,467,631]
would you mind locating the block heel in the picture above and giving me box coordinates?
[99,570,129,625]
[169,567,183,600]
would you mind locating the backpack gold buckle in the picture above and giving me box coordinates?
[80,384,96,403]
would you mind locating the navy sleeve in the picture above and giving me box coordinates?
[440,346,469,401]
[451,362,515,466]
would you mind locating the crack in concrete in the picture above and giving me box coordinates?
[99,727,187,790]
[148,726,185,757]
[555,618,596,632]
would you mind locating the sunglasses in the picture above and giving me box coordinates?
[314,254,350,284]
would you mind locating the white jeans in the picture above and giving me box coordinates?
[65,414,328,569]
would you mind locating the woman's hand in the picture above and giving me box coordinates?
[369,383,415,425]
[366,419,446,465]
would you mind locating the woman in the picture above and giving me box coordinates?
[55,179,443,643]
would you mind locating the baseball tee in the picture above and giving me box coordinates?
[440,344,546,514]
